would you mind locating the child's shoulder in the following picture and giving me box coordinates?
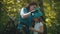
[39,22,43,26]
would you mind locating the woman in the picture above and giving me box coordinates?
[17,2,37,34]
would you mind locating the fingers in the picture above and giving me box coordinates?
[31,10,35,12]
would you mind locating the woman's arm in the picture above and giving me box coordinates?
[20,8,35,18]
[21,12,31,18]
[20,8,31,18]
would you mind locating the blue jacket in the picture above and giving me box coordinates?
[20,8,32,26]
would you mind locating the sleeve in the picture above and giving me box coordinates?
[34,7,43,16]
[20,8,31,18]
[20,8,25,16]
[39,22,43,27]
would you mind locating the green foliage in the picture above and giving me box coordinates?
[43,0,60,34]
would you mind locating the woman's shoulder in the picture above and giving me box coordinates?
[21,7,27,9]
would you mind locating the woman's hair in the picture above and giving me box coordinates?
[26,2,37,11]
[29,2,37,6]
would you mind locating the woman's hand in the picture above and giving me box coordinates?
[30,10,35,13]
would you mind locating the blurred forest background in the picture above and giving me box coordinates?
[0,0,60,34]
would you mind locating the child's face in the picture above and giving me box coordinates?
[34,18,39,22]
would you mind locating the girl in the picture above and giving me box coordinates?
[30,8,44,34]
[30,17,44,34]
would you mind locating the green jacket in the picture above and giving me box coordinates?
[32,7,43,18]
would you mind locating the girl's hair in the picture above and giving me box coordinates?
[26,2,37,11]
